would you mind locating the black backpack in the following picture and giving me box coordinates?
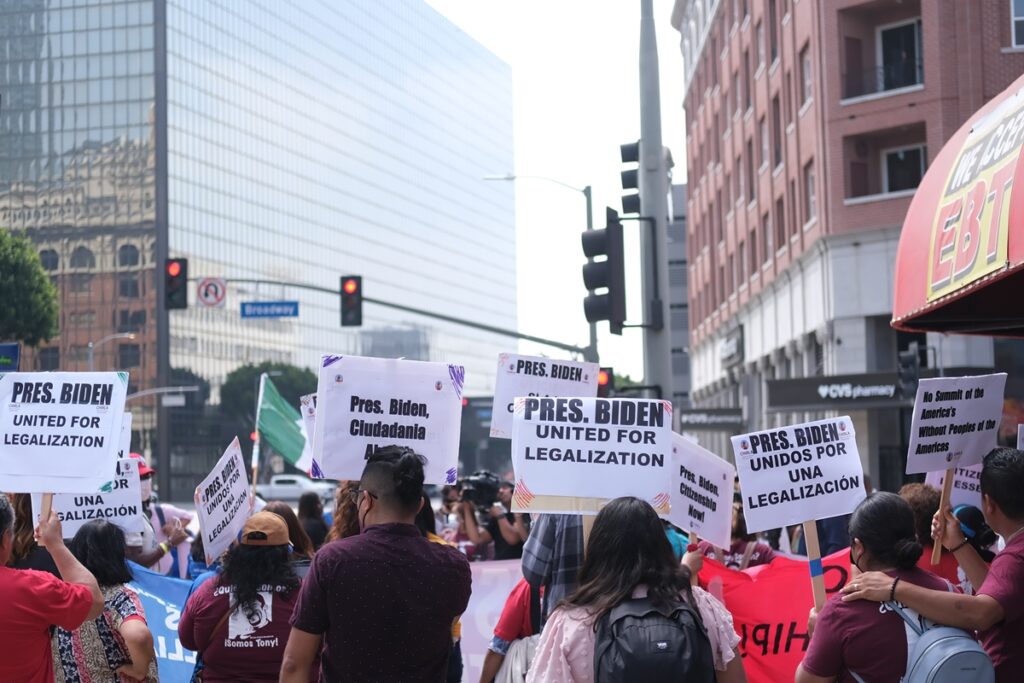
[594,595,716,683]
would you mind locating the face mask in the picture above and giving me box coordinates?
[358,494,371,533]
[140,479,153,502]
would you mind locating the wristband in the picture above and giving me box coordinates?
[889,577,901,603]
[159,541,170,555]
[949,537,971,553]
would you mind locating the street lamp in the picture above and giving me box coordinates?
[483,173,598,363]
[87,333,136,371]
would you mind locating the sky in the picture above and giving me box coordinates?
[424,0,687,381]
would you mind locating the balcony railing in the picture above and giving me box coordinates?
[843,60,923,99]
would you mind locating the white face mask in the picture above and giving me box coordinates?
[140,479,153,502]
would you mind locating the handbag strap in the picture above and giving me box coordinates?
[199,606,234,654]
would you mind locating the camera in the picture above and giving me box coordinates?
[458,470,501,508]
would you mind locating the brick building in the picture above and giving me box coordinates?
[671,0,1024,489]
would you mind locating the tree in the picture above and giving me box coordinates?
[220,361,317,423]
[0,231,59,346]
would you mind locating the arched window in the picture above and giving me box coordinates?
[69,246,95,269]
[38,249,59,271]
[118,244,140,267]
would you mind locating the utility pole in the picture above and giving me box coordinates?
[639,0,673,401]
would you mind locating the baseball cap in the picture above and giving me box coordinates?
[129,453,154,477]
[240,511,291,547]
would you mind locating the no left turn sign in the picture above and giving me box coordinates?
[197,277,227,308]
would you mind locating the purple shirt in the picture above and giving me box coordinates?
[290,523,471,682]
[978,531,1024,682]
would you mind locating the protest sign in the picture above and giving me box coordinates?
[670,433,735,549]
[195,438,251,564]
[732,416,865,533]
[699,549,852,683]
[925,464,984,510]
[510,396,673,515]
[118,412,132,457]
[31,458,144,537]
[462,560,524,683]
[0,371,128,491]
[905,373,1006,473]
[127,562,196,681]
[298,393,323,478]
[489,353,598,439]
[311,355,464,485]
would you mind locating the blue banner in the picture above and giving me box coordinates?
[240,301,299,318]
[128,562,197,682]
[0,343,20,372]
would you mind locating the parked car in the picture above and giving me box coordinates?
[255,474,337,502]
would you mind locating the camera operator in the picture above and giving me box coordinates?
[459,480,529,560]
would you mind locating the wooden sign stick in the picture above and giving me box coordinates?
[802,519,827,612]
[40,492,53,520]
[932,468,955,565]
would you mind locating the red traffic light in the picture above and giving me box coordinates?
[462,398,469,407]
[166,261,182,277]
[250,431,258,442]
[343,278,359,295]
[597,369,610,386]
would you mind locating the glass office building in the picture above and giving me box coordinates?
[0,0,515,497]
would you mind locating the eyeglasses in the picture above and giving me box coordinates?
[349,488,379,504]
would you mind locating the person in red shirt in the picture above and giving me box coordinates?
[479,578,540,683]
[178,511,314,683]
[797,492,953,683]
[0,495,104,683]
[843,447,1024,683]
[899,482,961,587]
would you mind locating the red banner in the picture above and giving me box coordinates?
[699,549,852,683]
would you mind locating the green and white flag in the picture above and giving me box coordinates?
[256,376,308,469]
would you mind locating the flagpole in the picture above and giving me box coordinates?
[251,373,267,498]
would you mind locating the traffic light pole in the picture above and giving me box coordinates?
[638,0,674,400]
[219,279,592,358]
[582,185,600,363]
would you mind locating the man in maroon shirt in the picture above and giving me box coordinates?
[842,447,1024,682]
[281,446,472,682]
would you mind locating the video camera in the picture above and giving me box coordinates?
[458,470,501,508]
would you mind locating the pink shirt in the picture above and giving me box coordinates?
[978,530,1024,682]
[526,586,739,683]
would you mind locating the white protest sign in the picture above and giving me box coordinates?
[195,438,251,564]
[31,458,145,537]
[510,397,673,515]
[0,372,128,492]
[296,393,318,477]
[670,433,735,549]
[732,416,866,533]
[311,355,464,485]
[118,412,132,457]
[489,353,599,439]
[925,464,984,510]
[906,373,1007,474]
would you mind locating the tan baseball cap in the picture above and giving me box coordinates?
[240,511,291,547]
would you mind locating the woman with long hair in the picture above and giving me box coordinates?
[7,493,59,576]
[325,481,360,543]
[527,497,745,683]
[297,492,328,549]
[179,511,315,682]
[51,520,158,682]
[796,492,955,682]
[263,501,316,560]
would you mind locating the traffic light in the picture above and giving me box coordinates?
[897,342,921,400]
[164,258,188,309]
[340,275,363,327]
[597,367,614,398]
[582,207,627,335]
[620,141,641,215]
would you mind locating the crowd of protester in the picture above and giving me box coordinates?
[2,443,1022,682]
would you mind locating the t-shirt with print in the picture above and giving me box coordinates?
[0,566,94,683]
[52,584,158,683]
[178,575,309,683]
[977,530,1024,682]
[698,539,776,569]
[801,567,950,683]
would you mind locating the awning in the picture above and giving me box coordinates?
[892,72,1024,335]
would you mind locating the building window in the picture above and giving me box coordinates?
[772,95,783,168]
[70,274,92,293]
[118,344,141,369]
[733,70,740,115]
[789,180,798,236]
[883,145,926,192]
[743,50,752,111]
[728,253,736,293]
[760,117,769,167]
[756,21,765,68]
[749,228,758,274]
[39,249,59,271]
[804,160,817,223]
[735,156,743,202]
[877,19,923,91]
[69,311,97,328]
[118,310,147,333]
[768,0,779,62]
[119,274,140,298]
[118,244,140,267]
[70,246,95,269]
[1015,0,1024,46]
[746,139,756,202]
[775,197,786,249]
[763,211,773,262]
[37,347,59,371]
[800,44,812,104]
[738,241,747,283]
[784,71,793,123]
